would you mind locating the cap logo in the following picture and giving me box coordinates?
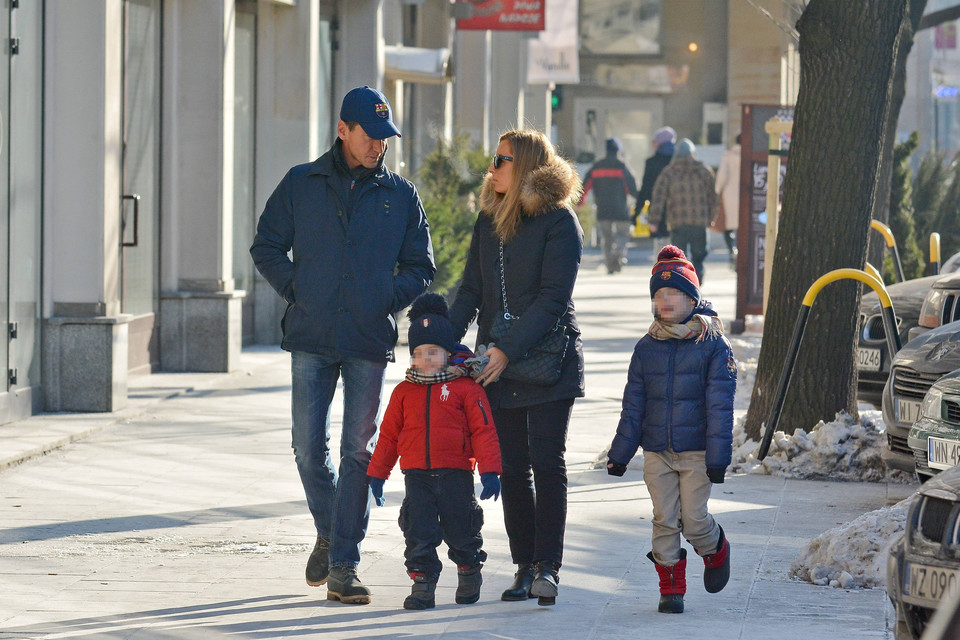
[421,318,430,328]
[660,271,672,280]
[375,103,389,119]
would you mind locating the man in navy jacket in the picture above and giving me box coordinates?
[251,86,435,604]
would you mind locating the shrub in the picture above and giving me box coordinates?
[884,132,924,281]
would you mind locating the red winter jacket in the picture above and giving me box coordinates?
[367,376,502,479]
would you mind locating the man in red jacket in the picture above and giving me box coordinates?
[367,293,502,610]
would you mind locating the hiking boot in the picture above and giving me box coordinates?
[648,549,686,613]
[530,560,560,606]
[326,566,371,605]
[305,535,329,586]
[403,572,436,610]
[501,563,536,601]
[701,525,730,593]
[455,564,483,605]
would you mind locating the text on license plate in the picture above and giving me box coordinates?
[896,397,922,424]
[905,562,960,606]
[857,347,881,371]
[928,436,960,470]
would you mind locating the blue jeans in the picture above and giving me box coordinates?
[291,350,386,568]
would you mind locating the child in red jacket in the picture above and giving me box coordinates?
[367,293,502,610]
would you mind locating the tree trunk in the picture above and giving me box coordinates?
[744,0,910,440]
[867,0,928,278]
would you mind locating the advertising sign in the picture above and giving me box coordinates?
[734,104,794,330]
[456,1,545,32]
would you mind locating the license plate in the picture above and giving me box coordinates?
[928,436,960,470]
[904,561,960,607]
[856,347,882,371]
[896,397,922,424]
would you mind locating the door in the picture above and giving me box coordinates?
[122,0,161,374]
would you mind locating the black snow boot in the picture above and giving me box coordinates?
[501,563,536,601]
[701,525,730,593]
[648,549,686,614]
[455,564,483,604]
[530,560,560,606]
[403,572,436,610]
[305,535,330,586]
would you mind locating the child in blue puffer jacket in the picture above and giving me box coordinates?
[606,245,737,614]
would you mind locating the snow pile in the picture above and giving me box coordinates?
[789,497,912,589]
[730,410,911,483]
[728,335,760,411]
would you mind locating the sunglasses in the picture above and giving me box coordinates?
[492,154,514,169]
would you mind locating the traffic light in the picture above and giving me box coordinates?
[551,85,563,111]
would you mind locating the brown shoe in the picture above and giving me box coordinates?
[326,566,371,605]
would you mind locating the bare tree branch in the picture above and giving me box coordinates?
[919,3,960,30]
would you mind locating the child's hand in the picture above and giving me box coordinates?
[479,473,501,501]
[368,476,386,506]
[707,467,726,484]
[607,460,627,477]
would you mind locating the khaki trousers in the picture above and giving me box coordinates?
[643,449,720,566]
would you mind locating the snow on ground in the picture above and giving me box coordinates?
[593,332,923,589]
[789,497,911,589]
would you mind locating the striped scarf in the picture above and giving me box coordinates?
[649,314,724,343]
[405,365,467,385]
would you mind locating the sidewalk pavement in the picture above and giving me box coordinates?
[0,247,910,639]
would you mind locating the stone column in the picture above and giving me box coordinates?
[489,31,525,142]
[160,0,243,372]
[454,30,492,153]
[43,0,131,412]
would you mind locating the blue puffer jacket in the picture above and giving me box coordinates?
[608,311,737,469]
[250,142,435,362]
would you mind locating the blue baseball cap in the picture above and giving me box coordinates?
[339,86,401,140]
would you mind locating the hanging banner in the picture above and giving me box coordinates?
[456,1,545,32]
[527,0,579,83]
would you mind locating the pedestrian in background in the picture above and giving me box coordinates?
[250,85,435,605]
[715,134,741,266]
[635,126,677,224]
[367,293,502,611]
[449,128,584,606]
[606,245,735,614]
[580,137,638,274]
[648,139,718,281]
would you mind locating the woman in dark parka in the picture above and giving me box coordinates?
[449,129,584,606]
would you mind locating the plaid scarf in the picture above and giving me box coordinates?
[649,314,724,343]
[405,365,467,385]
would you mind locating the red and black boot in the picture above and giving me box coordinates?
[700,525,730,593]
[647,549,686,613]
[403,572,436,610]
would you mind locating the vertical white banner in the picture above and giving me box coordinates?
[527,0,579,84]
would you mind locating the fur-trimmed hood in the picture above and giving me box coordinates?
[478,157,582,217]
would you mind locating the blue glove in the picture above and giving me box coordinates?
[479,472,500,501]
[368,476,386,507]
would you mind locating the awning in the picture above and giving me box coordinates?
[384,45,451,85]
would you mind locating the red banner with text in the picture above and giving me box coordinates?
[456,1,545,32]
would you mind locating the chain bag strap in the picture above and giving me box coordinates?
[488,239,569,386]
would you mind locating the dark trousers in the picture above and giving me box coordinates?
[670,224,709,282]
[399,469,486,580]
[493,398,574,567]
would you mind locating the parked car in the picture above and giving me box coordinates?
[858,275,939,407]
[908,370,960,483]
[913,271,960,340]
[882,320,960,473]
[887,464,960,639]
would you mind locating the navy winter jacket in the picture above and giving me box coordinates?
[608,323,737,469]
[580,154,638,221]
[250,142,435,362]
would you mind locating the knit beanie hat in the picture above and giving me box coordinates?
[605,137,622,155]
[407,293,457,355]
[650,245,701,303]
[674,138,695,158]
[653,126,676,146]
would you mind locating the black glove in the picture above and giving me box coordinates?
[707,467,726,484]
[607,460,627,477]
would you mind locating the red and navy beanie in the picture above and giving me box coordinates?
[650,245,701,303]
[407,293,458,355]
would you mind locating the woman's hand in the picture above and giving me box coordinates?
[477,347,509,387]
